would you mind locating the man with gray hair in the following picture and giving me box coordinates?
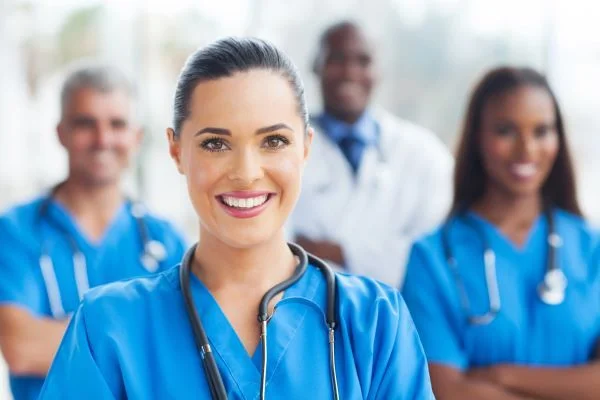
[0,64,186,400]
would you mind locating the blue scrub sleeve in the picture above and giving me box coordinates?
[402,243,468,370]
[0,228,44,312]
[38,305,116,399]
[368,294,435,399]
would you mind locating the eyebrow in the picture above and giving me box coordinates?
[194,123,294,137]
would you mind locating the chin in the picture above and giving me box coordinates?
[219,231,277,250]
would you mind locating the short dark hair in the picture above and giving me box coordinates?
[451,66,581,216]
[172,37,308,137]
[313,20,362,72]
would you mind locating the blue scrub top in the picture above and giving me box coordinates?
[402,209,600,370]
[0,196,187,400]
[39,264,434,399]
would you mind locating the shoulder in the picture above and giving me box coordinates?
[554,209,600,254]
[374,109,452,161]
[80,266,180,323]
[335,273,408,328]
[137,206,180,232]
[135,206,187,244]
[0,196,46,250]
[0,196,45,232]
[402,225,455,293]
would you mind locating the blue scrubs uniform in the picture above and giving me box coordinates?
[0,196,187,400]
[39,265,434,399]
[402,209,600,370]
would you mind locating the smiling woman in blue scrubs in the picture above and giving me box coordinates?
[402,67,600,399]
[38,38,434,399]
[0,65,186,400]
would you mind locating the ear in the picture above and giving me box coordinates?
[56,122,68,149]
[134,126,144,148]
[167,128,184,175]
[303,127,314,162]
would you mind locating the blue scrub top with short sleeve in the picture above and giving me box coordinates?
[0,196,187,400]
[38,264,435,399]
[402,208,600,371]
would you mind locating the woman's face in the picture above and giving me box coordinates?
[168,69,312,249]
[479,85,560,199]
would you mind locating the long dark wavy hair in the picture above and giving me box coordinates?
[450,66,581,216]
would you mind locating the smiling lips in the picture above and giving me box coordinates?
[510,162,538,180]
[217,191,274,218]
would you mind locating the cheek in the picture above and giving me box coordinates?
[481,136,512,169]
[267,154,304,197]
[186,157,219,194]
[542,136,560,165]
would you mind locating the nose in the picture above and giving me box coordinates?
[340,60,363,81]
[227,147,264,185]
[516,134,537,159]
[92,126,113,148]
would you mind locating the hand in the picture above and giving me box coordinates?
[295,235,345,266]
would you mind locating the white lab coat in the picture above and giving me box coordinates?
[290,109,453,287]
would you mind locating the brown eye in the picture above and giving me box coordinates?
[263,135,290,150]
[200,138,229,152]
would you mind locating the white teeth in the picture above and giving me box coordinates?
[222,194,268,209]
[511,163,537,178]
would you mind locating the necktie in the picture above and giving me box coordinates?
[338,130,365,174]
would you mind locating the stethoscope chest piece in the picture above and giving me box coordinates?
[538,268,567,305]
[141,240,167,272]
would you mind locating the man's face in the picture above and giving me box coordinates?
[57,87,141,186]
[317,26,376,123]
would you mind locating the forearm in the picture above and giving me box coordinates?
[501,364,600,400]
[0,307,69,376]
[435,378,535,400]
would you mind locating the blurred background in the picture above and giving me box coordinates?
[0,0,599,394]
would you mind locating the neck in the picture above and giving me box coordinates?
[53,177,124,240]
[472,186,542,228]
[324,106,364,125]
[194,230,296,294]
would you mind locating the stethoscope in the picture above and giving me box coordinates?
[38,187,167,319]
[179,242,340,400]
[442,209,568,325]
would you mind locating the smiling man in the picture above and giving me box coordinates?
[0,65,186,400]
[292,21,454,287]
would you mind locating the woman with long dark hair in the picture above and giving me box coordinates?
[403,67,600,399]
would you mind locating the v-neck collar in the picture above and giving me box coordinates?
[46,198,130,249]
[464,211,545,254]
[188,265,324,399]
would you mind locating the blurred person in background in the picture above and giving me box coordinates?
[0,65,186,400]
[291,20,453,287]
[38,37,434,400]
[402,66,600,399]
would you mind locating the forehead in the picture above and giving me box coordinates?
[184,69,302,131]
[63,87,133,118]
[483,85,555,120]
[324,26,372,55]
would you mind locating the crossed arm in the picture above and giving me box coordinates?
[430,342,600,400]
[0,305,68,376]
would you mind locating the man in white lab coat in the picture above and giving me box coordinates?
[292,21,453,287]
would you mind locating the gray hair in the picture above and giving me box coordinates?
[60,65,136,117]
